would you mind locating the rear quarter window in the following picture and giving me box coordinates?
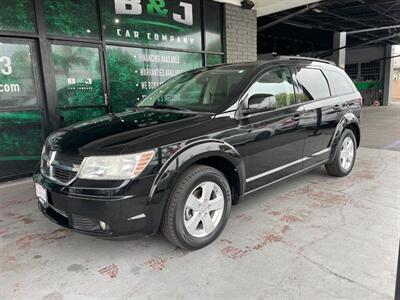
[296,68,331,102]
[324,70,355,96]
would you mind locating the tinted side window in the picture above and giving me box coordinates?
[247,68,295,109]
[324,70,354,96]
[297,68,330,101]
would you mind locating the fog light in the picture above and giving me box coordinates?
[99,221,109,231]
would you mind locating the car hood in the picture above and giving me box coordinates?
[46,109,223,155]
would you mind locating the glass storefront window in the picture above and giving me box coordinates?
[0,110,43,179]
[44,0,100,39]
[51,44,105,107]
[207,54,224,66]
[107,45,202,112]
[0,0,226,181]
[0,43,37,107]
[101,0,202,50]
[205,0,223,52]
[0,0,36,33]
[59,107,107,127]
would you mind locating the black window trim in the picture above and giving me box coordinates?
[322,69,356,97]
[0,37,44,111]
[237,65,300,118]
[49,40,109,111]
[294,66,333,104]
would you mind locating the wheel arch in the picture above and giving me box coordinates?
[330,113,361,148]
[149,140,246,206]
[194,156,243,205]
[346,122,360,147]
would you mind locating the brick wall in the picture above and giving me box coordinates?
[224,3,257,63]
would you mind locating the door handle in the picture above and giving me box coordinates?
[292,114,301,121]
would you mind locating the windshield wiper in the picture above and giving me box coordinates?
[139,103,191,111]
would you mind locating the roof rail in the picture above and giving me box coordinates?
[275,56,336,66]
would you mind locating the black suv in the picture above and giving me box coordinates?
[34,57,361,250]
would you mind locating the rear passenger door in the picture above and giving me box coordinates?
[293,66,342,168]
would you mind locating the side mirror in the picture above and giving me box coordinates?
[244,94,277,115]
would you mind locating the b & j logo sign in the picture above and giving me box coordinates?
[103,0,201,50]
[115,0,193,26]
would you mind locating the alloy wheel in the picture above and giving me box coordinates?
[183,181,225,238]
[340,136,355,170]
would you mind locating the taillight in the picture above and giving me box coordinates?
[360,97,363,107]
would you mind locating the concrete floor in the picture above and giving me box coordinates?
[1,107,399,299]
[360,102,400,151]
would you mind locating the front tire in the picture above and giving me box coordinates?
[325,129,357,177]
[161,165,232,250]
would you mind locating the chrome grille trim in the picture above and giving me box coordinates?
[41,149,82,186]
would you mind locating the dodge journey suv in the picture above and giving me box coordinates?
[34,57,361,250]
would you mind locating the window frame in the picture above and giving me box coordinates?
[0,37,45,112]
[0,37,47,179]
[49,40,108,110]
[293,66,332,103]
[237,65,299,117]
[323,69,356,97]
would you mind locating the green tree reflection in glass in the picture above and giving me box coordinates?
[207,54,224,66]
[0,43,37,107]
[0,110,43,178]
[106,45,202,113]
[44,0,100,39]
[0,0,36,33]
[60,107,107,127]
[51,45,104,107]
[0,42,42,178]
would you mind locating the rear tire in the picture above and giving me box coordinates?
[161,165,232,250]
[325,129,357,177]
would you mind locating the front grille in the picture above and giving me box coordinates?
[71,215,101,232]
[41,147,83,185]
[53,167,77,183]
[56,151,84,165]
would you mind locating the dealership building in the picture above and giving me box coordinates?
[1,1,400,299]
[0,0,232,180]
[0,0,398,181]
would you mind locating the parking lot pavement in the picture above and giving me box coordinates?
[1,147,399,299]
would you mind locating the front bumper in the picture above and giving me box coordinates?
[33,172,169,238]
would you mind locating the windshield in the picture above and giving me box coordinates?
[136,67,249,112]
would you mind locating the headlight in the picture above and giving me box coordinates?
[78,150,155,180]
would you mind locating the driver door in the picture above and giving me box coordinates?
[239,67,306,191]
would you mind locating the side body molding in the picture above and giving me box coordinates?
[330,112,360,148]
[148,139,246,201]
